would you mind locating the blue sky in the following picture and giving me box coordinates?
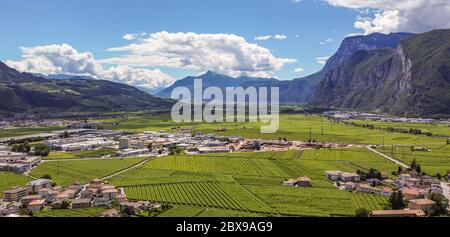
[1,0,448,89]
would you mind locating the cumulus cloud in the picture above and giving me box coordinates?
[324,0,450,34]
[103,31,296,78]
[5,44,102,75]
[294,67,305,73]
[101,66,174,89]
[316,56,331,65]
[273,34,288,40]
[5,44,174,89]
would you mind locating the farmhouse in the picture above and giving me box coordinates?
[402,188,421,200]
[325,171,341,181]
[356,184,381,194]
[340,172,360,182]
[21,195,43,205]
[409,199,436,213]
[28,199,45,212]
[71,199,92,209]
[282,177,312,187]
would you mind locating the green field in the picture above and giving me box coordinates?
[0,172,31,198]
[0,126,62,139]
[348,119,450,138]
[376,144,450,175]
[33,207,105,217]
[44,149,117,160]
[95,114,447,145]
[107,149,397,217]
[30,157,148,187]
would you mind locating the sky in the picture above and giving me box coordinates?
[1,0,449,90]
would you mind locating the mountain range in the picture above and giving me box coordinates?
[0,62,173,114]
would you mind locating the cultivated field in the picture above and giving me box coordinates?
[33,207,105,217]
[376,144,450,175]
[30,157,148,187]
[108,149,397,217]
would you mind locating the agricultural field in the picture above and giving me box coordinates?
[44,148,117,160]
[0,126,62,139]
[376,144,450,175]
[351,193,389,210]
[124,182,275,214]
[0,172,31,198]
[106,148,400,217]
[33,207,105,217]
[301,148,399,174]
[94,114,446,145]
[348,119,450,138]
[30,157,148,187]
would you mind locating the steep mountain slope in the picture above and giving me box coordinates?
[312,29,450,118]
[0,62,173,114]
[239,32,413,104]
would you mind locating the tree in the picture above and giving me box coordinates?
[428,193,449,216]
[355,208,370,217]
[389,191,406,210]
[41,174,52,180]
[397,166,404,175]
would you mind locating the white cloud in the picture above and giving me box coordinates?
[5,44,174,89]
[104,31,297,78]
[5,44,103,75]
[255,34,288,41]
[122,34,136,41]
[292,0,302,3]
[122,32,147,41]
[101,66,174,89]
[273,34,288,40]
[324,0,450,34]
[316,56,331,65]
[255,35,273,41]
[294,67,305,73]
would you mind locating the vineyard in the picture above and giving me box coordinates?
[352,193,389,210]
[124,182,275,214]
[376,145,450,175]
[144,155,288,177]
[33,207,105,217]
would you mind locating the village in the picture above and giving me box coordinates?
[0,177,167,217]
[282,168,450,217]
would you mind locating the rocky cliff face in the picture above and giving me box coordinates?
[312,29,450,118]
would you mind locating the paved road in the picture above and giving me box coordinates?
[366,145,410,169]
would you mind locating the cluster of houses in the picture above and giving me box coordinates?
[0,178,128,216]
[325,169,448,217]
